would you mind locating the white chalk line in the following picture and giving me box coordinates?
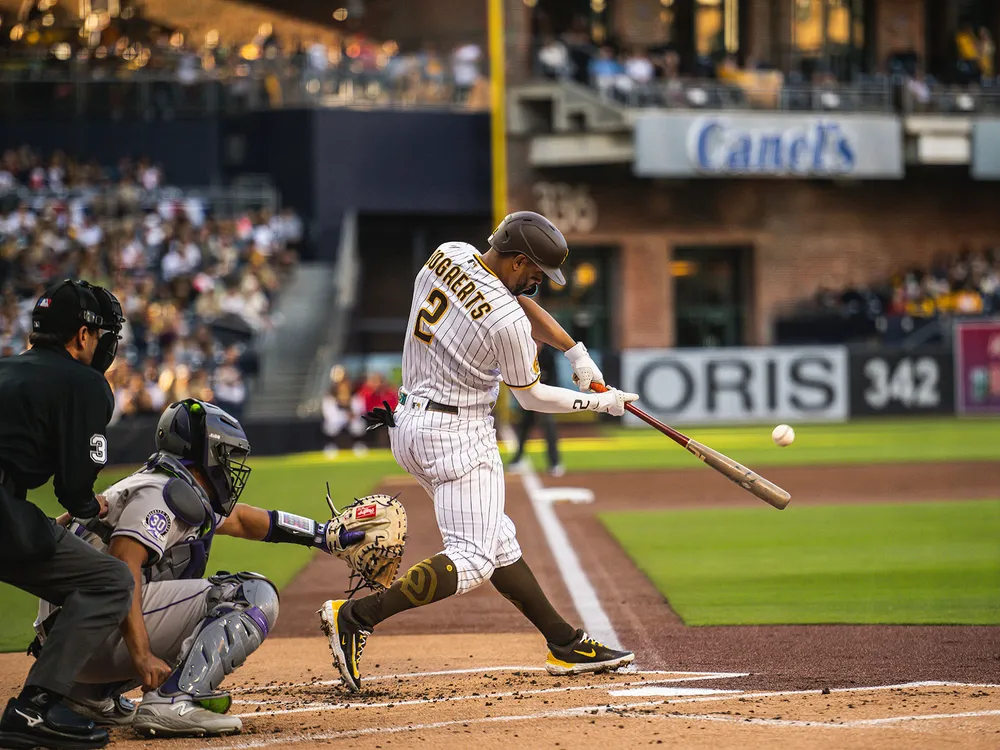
[622,709,1000,729]
[232,671,750,718]
[500,424,622,650]
[230,665,735,695]
[200,694,1000,750]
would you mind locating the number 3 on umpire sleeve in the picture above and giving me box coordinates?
[89,434,108,465]
[413,289,450,345]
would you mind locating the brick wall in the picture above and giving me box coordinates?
[511,171,1000,348]
[876,0,925,61]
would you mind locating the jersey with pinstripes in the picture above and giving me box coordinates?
[390,241,538,594]
[401,242,540,410]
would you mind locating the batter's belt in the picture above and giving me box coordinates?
[398,391,459,415]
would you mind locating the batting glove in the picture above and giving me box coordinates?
[565,342,604,392]
[593,387,638,417]
[363,400,396,431]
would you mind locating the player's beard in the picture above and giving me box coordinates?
[513,282,539,297]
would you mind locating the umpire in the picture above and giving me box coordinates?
[0,280,134,750]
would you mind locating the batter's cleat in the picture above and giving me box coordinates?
[545,630,635,676]
[132,693,242,737]
[0,694,110,749]
[65,695,137,727]
[319,599,369,692]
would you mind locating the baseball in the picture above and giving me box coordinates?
[772,424,795,447]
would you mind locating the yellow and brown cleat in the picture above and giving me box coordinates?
[319,600,370,692]
[545,630,634,676]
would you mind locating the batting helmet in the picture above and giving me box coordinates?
[487,211,569,286]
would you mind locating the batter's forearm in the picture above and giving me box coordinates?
[511,382,601,414]
[517,297,576,352]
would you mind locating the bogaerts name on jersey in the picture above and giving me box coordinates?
[424,248,493,320]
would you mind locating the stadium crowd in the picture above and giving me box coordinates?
[810,247,1000,321]
[534,14,999,113]
[0,144,302,424]
[0,3,490,111]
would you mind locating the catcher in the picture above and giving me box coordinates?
[28,398,407,738]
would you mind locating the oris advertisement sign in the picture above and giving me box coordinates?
[633,113,903,179]
[622,348,849,425]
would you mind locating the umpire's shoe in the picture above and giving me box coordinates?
[0,691,110,750]
[65,695,137,727]
[319,599,369,692]
[545,630,635,676]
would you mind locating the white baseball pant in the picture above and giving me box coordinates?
[389,402,522,594]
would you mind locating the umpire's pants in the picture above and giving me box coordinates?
[0,522,133,696]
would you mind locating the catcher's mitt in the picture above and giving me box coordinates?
[325,491,407,596]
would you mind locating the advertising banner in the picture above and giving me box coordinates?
[955,320,1000,415]
[633,113,904,179]
[621,347,848,425]
[971,121,1000,180]
[848,349,955,417]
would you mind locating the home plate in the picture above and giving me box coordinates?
[609,687,744,698]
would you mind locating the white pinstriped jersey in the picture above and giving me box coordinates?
[401,242,540,409]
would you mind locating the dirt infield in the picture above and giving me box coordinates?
[2,459,997,747]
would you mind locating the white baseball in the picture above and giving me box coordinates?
[772,424,795,447]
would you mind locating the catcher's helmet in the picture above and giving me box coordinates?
[156,399,251,516]
[487,211,569,286]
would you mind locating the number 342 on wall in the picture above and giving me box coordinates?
[532,182,598,234]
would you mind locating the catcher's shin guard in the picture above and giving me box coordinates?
[159,572,279,705]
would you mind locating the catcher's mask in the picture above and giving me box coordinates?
[156,399,251,516]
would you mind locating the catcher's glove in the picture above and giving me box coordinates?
[325,487,407,596]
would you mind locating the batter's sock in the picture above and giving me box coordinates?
[490,558,577,647]
[351,554,458,629]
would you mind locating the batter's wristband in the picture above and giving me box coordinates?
[264,510,326,550]
[564,341,589,363]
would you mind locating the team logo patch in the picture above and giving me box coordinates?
[38,298,51,308]
[356,504,377,520]
[532,357,540,375]
[144,510,171,540]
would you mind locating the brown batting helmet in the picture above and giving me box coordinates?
[487,211,568,286]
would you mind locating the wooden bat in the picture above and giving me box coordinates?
[590,383,791,510]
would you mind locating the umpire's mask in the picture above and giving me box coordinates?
[31,279,125,373]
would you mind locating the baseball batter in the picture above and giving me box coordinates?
[322,211,638,691]
[31,399,365,738]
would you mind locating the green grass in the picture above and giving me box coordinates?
[601,500,1000,625]
[0,454,404,652]
[4,416,997,650]
[509,417,1000,472]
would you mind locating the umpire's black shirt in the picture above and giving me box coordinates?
[0,346,113,518]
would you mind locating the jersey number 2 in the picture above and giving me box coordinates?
[413,289,449,344]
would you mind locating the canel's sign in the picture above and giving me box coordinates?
[633,112,903,179]
[689,118,855,175]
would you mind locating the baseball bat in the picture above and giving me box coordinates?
[590,383,791,510]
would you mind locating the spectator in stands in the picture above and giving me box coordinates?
[321,368,367,458]
[589,46,623,99]
[956,22,982,84]
[537,35,574,80]
[980,27,995,79]
[451,43,482,103]
[621,46,655,104]
[213,346,248,421]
